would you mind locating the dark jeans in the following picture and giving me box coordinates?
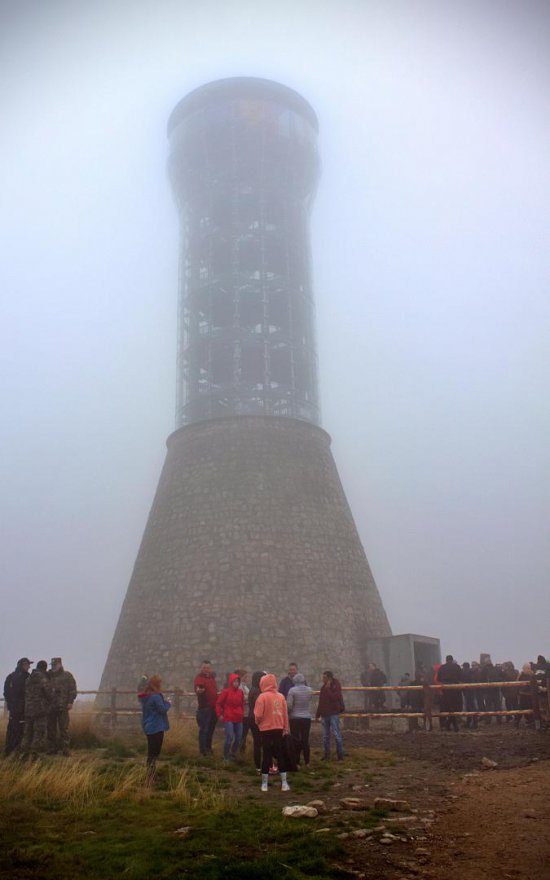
[146,731,164,764]
[290,717,311,765]
[196,706,217,754]
[260,730,286,774]
[249,719,262,769]
[239,717,250,751]
[196,707,213,754]
[5,709,25,755]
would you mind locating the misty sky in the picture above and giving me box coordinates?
[1,0,549,690]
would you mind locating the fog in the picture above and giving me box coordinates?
[1,1,549,689]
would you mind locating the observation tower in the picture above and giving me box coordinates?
[99,78,391,693]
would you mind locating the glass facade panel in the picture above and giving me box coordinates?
[169,79,320,427]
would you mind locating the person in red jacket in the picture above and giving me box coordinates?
[194,660,218,756]
[216,673,244,760]
[315,670,345,760]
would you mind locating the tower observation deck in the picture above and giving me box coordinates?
[168,78,321,427]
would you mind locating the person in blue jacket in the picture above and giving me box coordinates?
[138,674,171,781]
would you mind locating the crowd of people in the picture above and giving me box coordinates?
[139,661,346,788]
[384,654,549,731]
[3,657,77,757]
[4,651,547,779]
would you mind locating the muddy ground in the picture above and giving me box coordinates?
[260,725,550,879]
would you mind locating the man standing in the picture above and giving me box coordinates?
[194,660,218,755]
[47,657,77,755]
[315,670,345,761]
[3,657,32,755]
[21,660,52,758]
[438,654,462,731]
[369,663,387,711]
[278,663,299,699]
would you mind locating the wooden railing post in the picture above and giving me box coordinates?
[423,684,433,731]
[174,687,182,719]
[110,687,117,733]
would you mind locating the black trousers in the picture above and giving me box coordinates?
[5,710,25,755]
[146,731,164,764]
[289,718,311,765]
[249,720,262,769]
[260,730,286,774]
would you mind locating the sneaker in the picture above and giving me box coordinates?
[281,780,290,792]
[261,773,269,792]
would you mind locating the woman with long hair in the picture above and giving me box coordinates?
[138,674,171,781]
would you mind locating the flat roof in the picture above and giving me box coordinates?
[167,77,319,136]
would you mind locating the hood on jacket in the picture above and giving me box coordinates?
[227,673,241,686]
[292,673,305,685]
[260,673,277,693]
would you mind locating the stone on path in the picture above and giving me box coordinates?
[282,805,318,818]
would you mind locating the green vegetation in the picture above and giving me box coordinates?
[0,718,397,880]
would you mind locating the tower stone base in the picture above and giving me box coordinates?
[99,416,391,692]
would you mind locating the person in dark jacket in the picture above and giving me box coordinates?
[516,663,535,727]
[3,657,32,755]
[138,674,171,781]
[438,655,462,731]
[369,664,387,711]
[47,657,77,755]
[461,662,478,728]
[278,663,299,699]
[315,671,345,760]
[21,661,52,757]
[216,673,244,760]
[248,670,266,772]
[194,660,218,756]
[502,661,519,719]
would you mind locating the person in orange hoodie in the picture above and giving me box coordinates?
[216,673,244,760]
[254,673,290,792]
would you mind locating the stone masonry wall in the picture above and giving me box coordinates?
[99,416,391,695]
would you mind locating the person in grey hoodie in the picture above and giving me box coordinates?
[286,672,313,767]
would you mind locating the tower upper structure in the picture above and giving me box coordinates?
[168,77,321,427]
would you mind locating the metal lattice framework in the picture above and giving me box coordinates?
[168,78,321,427]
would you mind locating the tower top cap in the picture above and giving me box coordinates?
[167,77,319,136]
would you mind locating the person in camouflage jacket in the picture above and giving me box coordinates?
[47,657,77,756]
[20,661,52,756]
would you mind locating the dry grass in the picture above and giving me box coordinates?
[0,754,228,812]
[162,717,200,756]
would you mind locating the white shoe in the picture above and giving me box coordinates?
[261,773,269,792]
[280,772,290,792]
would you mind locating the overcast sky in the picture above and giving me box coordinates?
[1,0,549,689]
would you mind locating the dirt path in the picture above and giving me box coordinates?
[428,762,550,880]
[297,727,550,879]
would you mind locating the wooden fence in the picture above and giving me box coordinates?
[24,679,546,733]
